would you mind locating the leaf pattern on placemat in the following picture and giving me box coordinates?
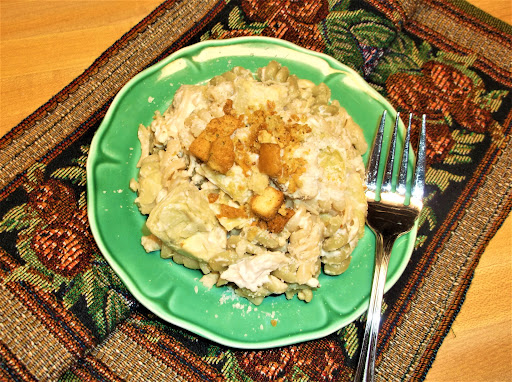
[322,7,396,76]
[1,0,511,380]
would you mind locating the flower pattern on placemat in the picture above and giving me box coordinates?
[0,146,138,340]
[26,171,93,278]
[386,59,505,162]
[241,0,329,51]
[204,1,329,51]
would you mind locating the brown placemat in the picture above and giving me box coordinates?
[1,0,511,380]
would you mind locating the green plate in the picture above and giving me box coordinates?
[87,37,416,349]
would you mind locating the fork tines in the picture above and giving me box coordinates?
[411,115,426,202]
[365,111,426,203]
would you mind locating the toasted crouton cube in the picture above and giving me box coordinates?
[189,112,242,164]
[208,136,235,174]
[189,134,211,161]
[250,186,284,220]
[258,143,282,177]
[267,208,295,233]
[208,193,219,203]
[208,115,242,137]
[217,204,247,219]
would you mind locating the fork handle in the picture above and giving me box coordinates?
[354,233,397,382]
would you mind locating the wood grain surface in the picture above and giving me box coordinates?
[1,1,511,380]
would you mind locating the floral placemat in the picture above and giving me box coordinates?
[1,0,511,380]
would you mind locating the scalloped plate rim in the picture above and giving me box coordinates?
[87,36,416,349]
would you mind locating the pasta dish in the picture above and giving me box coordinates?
[130,61,368,305]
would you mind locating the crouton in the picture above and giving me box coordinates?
[250,186,284,220]
[267,208,295,233]
[189,112,241,166]
[216,204,247,219]
[208,136,235,174]
[223,99,233,115]
[189,133,211,161]
[207,193,219,203]
[208,115,242,137]
[258,143,282,177]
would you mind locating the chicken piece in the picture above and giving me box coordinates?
[250,186,284,220]
[208,136,235,174]
[258,143,282,177]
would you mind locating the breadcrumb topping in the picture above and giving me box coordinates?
[189,101,313,231]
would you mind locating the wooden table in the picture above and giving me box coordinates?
[1,1,511,380]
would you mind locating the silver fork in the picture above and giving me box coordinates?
[354,111,427,382]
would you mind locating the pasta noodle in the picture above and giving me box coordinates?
[131,61,367,305]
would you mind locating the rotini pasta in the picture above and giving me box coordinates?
[131,61,368,305]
